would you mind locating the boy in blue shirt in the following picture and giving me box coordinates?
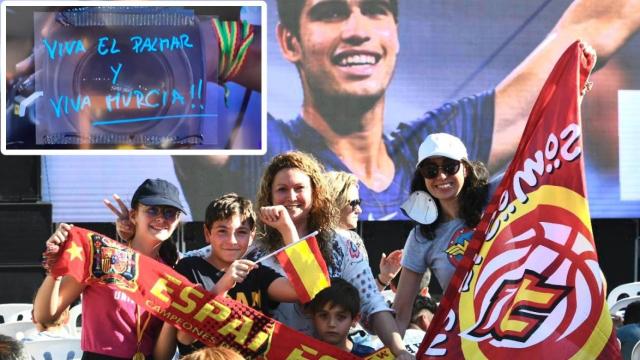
[307,278,375,357]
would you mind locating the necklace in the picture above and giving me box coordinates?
[133,305,151,360]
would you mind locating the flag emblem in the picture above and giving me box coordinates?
[89,233,139,292]
[458,186,609,357]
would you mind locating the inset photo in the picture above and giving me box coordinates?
[2,1,266,155]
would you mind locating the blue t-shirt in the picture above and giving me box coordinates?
[173,91,495,221]
[351,342,376,356]
[617,323,640,360]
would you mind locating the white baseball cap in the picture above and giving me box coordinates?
[416,133,468,167]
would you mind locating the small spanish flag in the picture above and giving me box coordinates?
[275,236,330,303]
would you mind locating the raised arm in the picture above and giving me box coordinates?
[259,206,300,245]
[33,275,84,324]
[266,277,299,303]
[490,0,640,170]
[200,19,261,92]
[33,224,85,323]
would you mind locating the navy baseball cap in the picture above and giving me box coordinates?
[131,178,187,214]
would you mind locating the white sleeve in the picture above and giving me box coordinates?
[333,233,391,329]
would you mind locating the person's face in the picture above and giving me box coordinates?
[281,0,399,100]
[271,168,314,228]
[205,214,254,267]
[420,157,466,203]
[312,303,357,347]
[339,185,361,230]
[131,204,181,242]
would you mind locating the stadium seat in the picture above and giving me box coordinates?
[0,320,38,339]
[631,340,640,360]
[0,303,32,323]
[611,296,640,316]
[608,282,640,309]
[66,304,82,337]
[23,338,83,360]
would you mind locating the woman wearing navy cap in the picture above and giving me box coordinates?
[33,178,185,360]
[392,133,500,335]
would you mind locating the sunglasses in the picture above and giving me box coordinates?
[418,160,461,179]
[143,206,180,221]
[348,199,361,211]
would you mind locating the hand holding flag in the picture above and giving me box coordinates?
[48,225,91,283]
[212,259,257,296]
[42,223,74,273]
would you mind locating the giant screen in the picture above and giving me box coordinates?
[10,1,638,221]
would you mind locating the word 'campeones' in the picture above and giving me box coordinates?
[43,34,193,60]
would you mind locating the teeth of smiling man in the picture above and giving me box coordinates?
[339,54,376,66]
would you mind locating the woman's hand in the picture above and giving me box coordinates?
[42,223,73,272]
[260,205,297,243]
[379,249,403,286]
[103,194,134,242]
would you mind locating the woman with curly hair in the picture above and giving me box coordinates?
[252,151,412,360]
[393,133,500,334]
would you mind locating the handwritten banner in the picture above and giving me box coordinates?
[34,8,215,146]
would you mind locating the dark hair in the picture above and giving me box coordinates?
[205,193,256,231]
[306,278,360,318]
[0,334,28,360]
[256,151,338,265]
[159,240,179,267]
[276,0,399,37]
[410,159,489,240]
[411,295,438,323]
[624,301,640,325]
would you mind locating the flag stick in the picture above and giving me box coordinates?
[255,231,319,264]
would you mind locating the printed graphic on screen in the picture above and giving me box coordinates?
[3,4,263,152]
[6,1,636,221]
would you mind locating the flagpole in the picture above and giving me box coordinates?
[255,231,319,264]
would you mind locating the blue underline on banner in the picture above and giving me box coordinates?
[92,113,218,126]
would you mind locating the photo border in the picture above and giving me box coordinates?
[1,0,267,156]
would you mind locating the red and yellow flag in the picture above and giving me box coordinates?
[418,41,620,359]
[275,236,331,304]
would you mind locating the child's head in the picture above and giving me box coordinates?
[307,278,360,347]
[33,306,70,333]
[204,193,256,266]
[129,178,185,243]
[411,295,438,332]
[180,346,244,360]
